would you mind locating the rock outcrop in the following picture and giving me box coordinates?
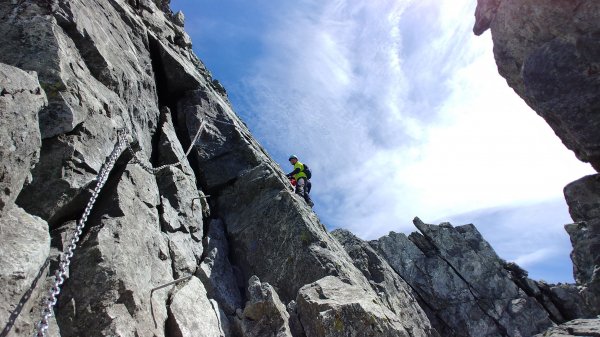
[474,0,600,334]
[234,276,292,337]
[372,218,557,337]
[564,175,600,314]
[473,0,600,169]
[330,229,438,337]
[0,63,51,336]
[533,318,600,337]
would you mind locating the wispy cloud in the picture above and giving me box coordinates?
[172,0,594,282]
[234,0,593,237]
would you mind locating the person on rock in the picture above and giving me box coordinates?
[286,155,314,207]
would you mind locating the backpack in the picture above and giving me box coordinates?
[303,163,312,179]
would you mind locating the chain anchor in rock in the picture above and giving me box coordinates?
[191,194,211,216]
[126,119,205,175]
[149,275,193,328]
[35,131,128,337]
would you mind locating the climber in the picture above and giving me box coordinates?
[286,155,314,207]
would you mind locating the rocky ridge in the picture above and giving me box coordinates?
[0,0,598,336]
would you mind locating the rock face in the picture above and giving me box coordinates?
[473,0,600,170]
[0,1,437,336]
[372,218,556,337]
[0,63,45,211]
[0,0,596,336]
[166,277,229,337]
[0,63,51,336]
[198,219,242,315]
[474,0,600,333]
[564,175,600,314]
[532,318,600,337]
[234,276,292,337]
[296,276,414,337]
[331,229,438,337]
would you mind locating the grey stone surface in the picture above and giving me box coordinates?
[0,206,50,337]
[473,0,500,36]
[167,277,227,337]
[548,283,594,321]
[198,219,242,315]
[167,231,202,279]
[2,0,596,336]
[6,0,154,225]
[296,276,411,337]
[54,165,173,337]
[234,275,292,337]
[564,175,600,314]
[331,229,439,337]
[173,84,387,309]
[0,63,46,211]
[156,166,203,235]
[474,0,600,169]
[173,11,185,27]
[373,218,554,337]
[533,318,600,337]
[176,87,263,191]
[286,301,306,337]
[0,62,50,337]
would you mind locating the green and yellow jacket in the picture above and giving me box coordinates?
[287,161,307,180]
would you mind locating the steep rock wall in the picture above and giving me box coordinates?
[0,1,435,336]
[0,62,50,336]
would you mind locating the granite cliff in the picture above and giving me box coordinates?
[0,0,598,336]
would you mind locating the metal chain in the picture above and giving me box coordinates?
[35,131,127,337]
[34,115,232,335]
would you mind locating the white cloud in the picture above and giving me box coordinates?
[173,0,596,282]
[514,248,557,267]
[234,0,594,244]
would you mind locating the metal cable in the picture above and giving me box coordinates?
[127,119,205,175]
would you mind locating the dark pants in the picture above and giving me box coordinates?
[295,177,313,205]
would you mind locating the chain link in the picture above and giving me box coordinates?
[35,131,127,337]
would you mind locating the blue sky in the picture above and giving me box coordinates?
[170,0,594,283]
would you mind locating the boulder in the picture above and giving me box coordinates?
[166,277,229,337]
[564,175,600,313]
[0,206,50,337]
[234,275,292,337]
[296,276,411,337]
[547,283,594,321]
